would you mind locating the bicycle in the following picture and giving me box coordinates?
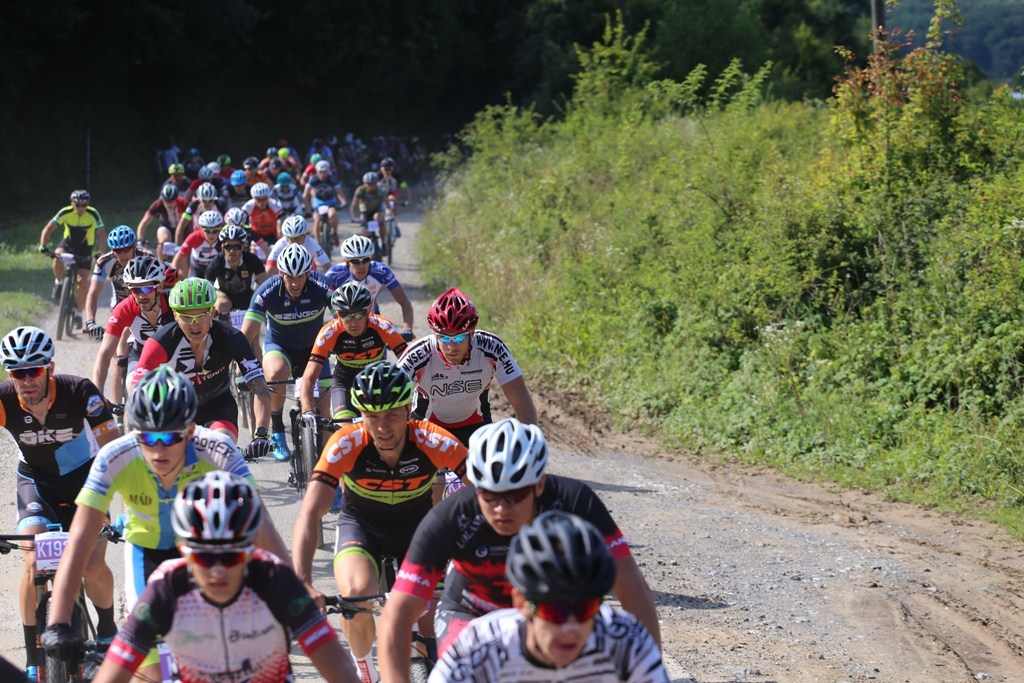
[382,199,398,265]
[42,248,82,341]
[314,204,332,253]
[0,524,121,683]
[225,311,257,441]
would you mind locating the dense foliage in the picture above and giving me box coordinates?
[420,12,1024,534]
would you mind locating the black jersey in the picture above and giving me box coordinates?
[0,375,116,478]
[204,251,265,311]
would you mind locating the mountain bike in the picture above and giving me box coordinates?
[0,524,122,683]
[382,199,398,265]
[314,204,332,254]
[43,248,82,341]
[225,311,257,441]
[292,412,352,548]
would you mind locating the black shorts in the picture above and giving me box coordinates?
[333,507,425,572]
[196,393,239,432]
[17,463,93,532]
[55,239,93,269]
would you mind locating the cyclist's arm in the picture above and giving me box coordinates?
[500,376,538,424]
[247,375,272,435]
[91,332,120,396]
[174,213,191,244]
[389,284,415,332]
[135,210,154,243]
[291,480,335,585]
[613,555,662,647]
[39,219,59,248]
[83,276,105,324]
[298,356,323,415]
[310,638,360,683]
[46,504,107,625]
[170,247,188,274]
[253,271,269,286]
[378,591,429,683]
[239,317,263,364]
[255,508,292,566]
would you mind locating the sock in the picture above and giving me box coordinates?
[271,411,285,433]
[96,605,116,638]
[24,625,37,667]
[352,655,378,683]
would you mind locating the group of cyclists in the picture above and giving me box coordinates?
[3,142,670,682]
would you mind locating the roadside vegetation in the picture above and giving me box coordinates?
[419,9,1024,536]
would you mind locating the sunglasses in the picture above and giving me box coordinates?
[437,332,469,345]
[175,310,212,324]
[130,285,157,295]
[222,243,243,251]
[347,258,370,265]
[202,228,222,234]
[529,598,602,625]
[73,203,88,208]
[182,545,251,569]
[8,366,47,380]
[339,310,368,321]
[476,486,533,507]
[113,246,134,255]
[137,431,187,447]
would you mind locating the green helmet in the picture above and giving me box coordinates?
[309,153,322,165]
[126,366,198,431]
[350,361,414,412]
[169,277,215,310]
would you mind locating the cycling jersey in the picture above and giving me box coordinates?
[431,605,668,683]
[226,184,250,209]
[398,332,523,429]
[393,476,630,615]
[324,261,401,312]
[241,197,283,240]
[379,172,406,197]
[108,550,334,683]
[311,420,467,521]
[245,272,332,350]
[311,314,408,373]
[353,184,388,214]
[50,204,105,252]
[205,251,265,311]
[92,245,155,308]
[105,294,174,356]
[0,375,117,478]
[307,176,342,202]
[77,427,253,549]
[142,197,187,229]
[266,236,330,272]
[182,198,228,227]
[131,320,264,407]
[272,184,301,213]
[178,230,222,276]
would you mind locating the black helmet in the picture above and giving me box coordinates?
[350,361,414,412]
[70,189,90,204]
[331,281,372,314]
[243,156,260,171]
[171,471,263,548]
[126,366,197,431]
[506,511,616,603]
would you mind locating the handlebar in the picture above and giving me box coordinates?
[324,594,386,619]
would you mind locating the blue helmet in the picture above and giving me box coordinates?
[276,172,292,186]
[106,225,137,250]
[230,170,246,186]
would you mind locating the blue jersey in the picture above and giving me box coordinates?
[245,271,333,350]
[325,261,400,312]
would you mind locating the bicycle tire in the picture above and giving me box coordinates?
[56,275,75,341]
[42,595,84,683]
[317,215,331,254]
[299,423,326,547]
[410,657,431,683]
[386,219,397,265]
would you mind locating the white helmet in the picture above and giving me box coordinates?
[341,234,375,260]
[198,210,224,230]
[251,182,271,199]
[281,214,308,238]
[315,160,331,173]
[198,165,213,180]
[0,326,55,369]
[466,418,548,491]
[277,243,312,276]
[206,160,221,176]
[196,182,218,202]
[224,206,249,227]
[123,254,166,285]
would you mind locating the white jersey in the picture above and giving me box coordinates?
[265,234,331,271]
[428,605,669,683]
[398,331,522,427]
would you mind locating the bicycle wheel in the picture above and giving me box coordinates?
[410,658,430,683]
[42,595,84,683]
[386,219,396,265]
[297,422,317,494]
[317,215,331,253]
[56,275,75,341]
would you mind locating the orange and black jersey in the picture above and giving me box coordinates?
[309,314,408,380]
[310,420,467,520]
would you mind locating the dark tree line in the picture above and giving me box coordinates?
[2,0,877,207]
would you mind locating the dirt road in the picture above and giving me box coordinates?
[2,203,1022,682]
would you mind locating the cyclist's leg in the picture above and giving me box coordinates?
[196,399,240,442]
[214,291,232,319]
[15,475,54,670]
[333,513,381,680]
[112,333,130,406]
[124,542,178,682]
[264,344,292,452]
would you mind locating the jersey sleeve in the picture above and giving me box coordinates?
[410,421,468,478]
[555,478,632,560]
[250,552,338,655]
[245,277,274,323]
[226,326,264,383]
[105,564,182,673]
[369,315,408,356]
[129,334,171,389]
[392,504,455,600]
[307,237,331,269]
[91,253,112,280]
[309,423,367,488]
[371,263,400,290]
[309,319,341,365]
[89,207,105,230]
[264,239,284,266]
[78,378,118,439]
[323,264,350,290]
[105,296,140,337]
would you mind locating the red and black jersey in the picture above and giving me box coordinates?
[392,475,631,616]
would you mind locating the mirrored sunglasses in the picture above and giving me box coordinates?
[137,431,187,447]
[437,332,469,345]
[529,598,602,625]
[8,366,47,380]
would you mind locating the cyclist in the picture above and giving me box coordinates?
[431,511,668,682]
[42,367,291,681]
[242,155,270,187]
[326,234,415,339]
[226,169,251,208]
[131,278,272,450]
[379,156,412,205]
[184,162,227,202]
[293,361,468,683]
[378,419,661,683]
[216,153,234,179]
[88,471,359,683]
[166,163,190,194]
[183,147,205,178]
[91,255,174,403]
[349,171,389,253]
[205,224,267,321]
[175,181,227,244]
[398,286,536,446]
[39,189,106,326]
[242,181,284,243]
[299,152,323,191]
[303,159,346,247]
[301,281,409,423]
[273,171,302,217]
[0,326,119,679]
[265,214,331,276]
[135,183,186,259]
[277,145,300,175]
[83,225,151,339]
[172,209,225,277]
[240,244,333,461]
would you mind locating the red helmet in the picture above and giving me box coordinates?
[427,287,478,334]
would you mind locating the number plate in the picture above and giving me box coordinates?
[230,310,246,329]
[35,531,69,571]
